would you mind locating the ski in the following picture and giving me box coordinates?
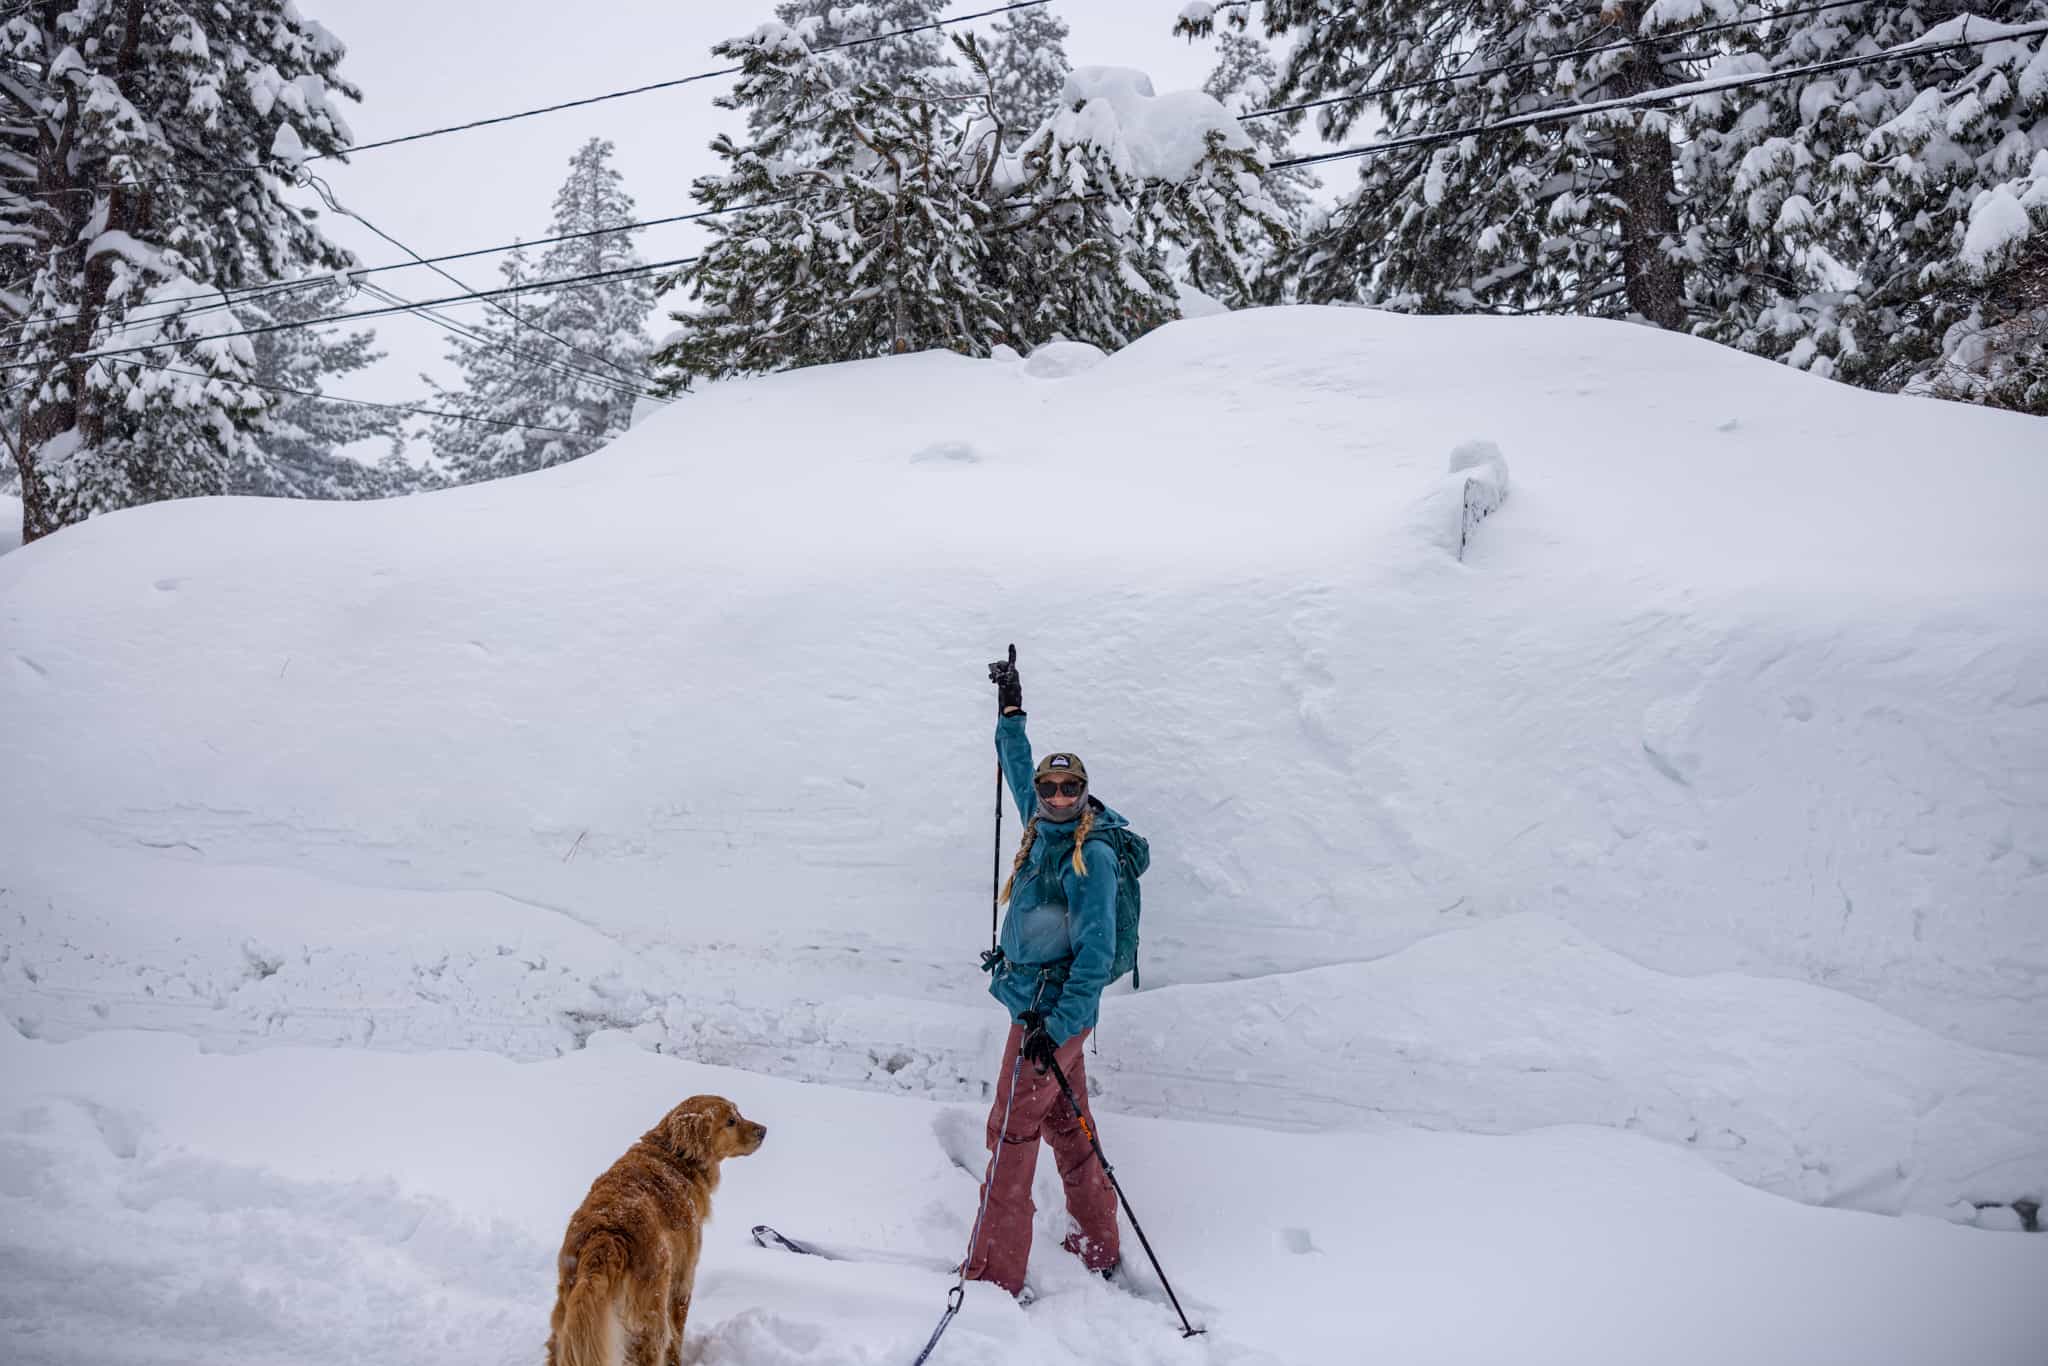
[751,1224,1177,1316]
[751,1224,959,1275]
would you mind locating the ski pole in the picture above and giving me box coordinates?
[1044,1056,1204,1339]
[990,758,1002,953]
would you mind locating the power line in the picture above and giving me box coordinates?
[3,0,1941,355]
[15,7,2035,375]
[98,355,589,437]
[301,173,663,398]
[2,197,761,348]
[352,279,657,406]
[319,0,1051,161]
[0,254,699,371]
[1234,0,1879,127]
[0,0,1057,205]
[1268,16,2048,173]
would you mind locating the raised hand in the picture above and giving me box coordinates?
[988,643,1022,714]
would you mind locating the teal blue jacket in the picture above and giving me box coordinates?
[988,712,1125,1045]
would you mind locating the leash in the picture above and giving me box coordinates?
[913,977,1046,1365]
[909,1043,1021,1365]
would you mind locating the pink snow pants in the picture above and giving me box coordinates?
[961,1022,1120,1295]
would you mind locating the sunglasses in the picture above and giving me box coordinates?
[1035,778,1085,799]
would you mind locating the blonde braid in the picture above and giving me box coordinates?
[999,816,1039,906]
[1069,803,1096,876]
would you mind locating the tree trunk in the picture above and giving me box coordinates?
[1609,3,1687,330]
[15,0,153,543]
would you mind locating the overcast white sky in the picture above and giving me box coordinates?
[298,1,1291,440]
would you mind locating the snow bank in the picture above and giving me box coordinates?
[2,307,2045,1232]
[0,493,19,554]
[4,1026,2043,1366]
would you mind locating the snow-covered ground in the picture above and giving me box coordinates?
[6,1029,2043,1366]
[3,307,2045,1362]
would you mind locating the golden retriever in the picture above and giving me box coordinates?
[546,1094,767,1366]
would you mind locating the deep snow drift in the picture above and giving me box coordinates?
[2,307,2045,1362]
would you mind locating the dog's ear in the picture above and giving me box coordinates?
[659,1106,712,1160]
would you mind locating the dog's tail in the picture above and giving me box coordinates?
[554,1230,629,1366]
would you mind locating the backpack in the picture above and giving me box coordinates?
[1086,822,1151,989]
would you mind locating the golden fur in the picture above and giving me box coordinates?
[545,1095,766,1366]
[1000,802,1098,905]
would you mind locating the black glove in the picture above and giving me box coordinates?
[1018,1011,1058,1071]
[988,643,1022,715]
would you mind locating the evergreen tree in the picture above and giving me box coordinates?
[1202,29,1318,225]
[1194,28,1318,303]
[992,68,1182,347]
[657,25,1005,388]
[230,281,415,500]
[1177,1,1718,326]
[982,3,1071,144]
[655,23,1286,387]
[0,1,359,544]
[1682,3,2048,411]
[426,140,655,482]
[750,0,965,149]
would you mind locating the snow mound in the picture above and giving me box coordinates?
[1021,339,1107,378]
[3,307,2045,1233]
[0,493,19,554]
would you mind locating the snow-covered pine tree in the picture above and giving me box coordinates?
[0,1,360,544]
[425,140,655,483]
[750,0,966,150]
[656,24,1005,388]
[531,138,656,409]
[229,280,415,500]
[1682,3,2048,412]
[424,247,552,480]
[1192,27,1318,304]
[981,2,1072,145]
[1202,29,1318,225]
[1176,1,1719,327]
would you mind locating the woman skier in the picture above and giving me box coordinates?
[962,646,1124,1297]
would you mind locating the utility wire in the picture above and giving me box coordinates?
[13,10,2038,372]
[8,0,1954,350]
[302,173,664,399]
[98,355,588,437]
[320,0,1051,160]
[2,0,1055,204]
[353,280,656,407]
[1234,0,1879,126]
[8,199,754,339]
[0,254,699,371]
[1268,16,2048,173]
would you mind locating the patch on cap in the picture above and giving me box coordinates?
[1034,752,1089,783]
